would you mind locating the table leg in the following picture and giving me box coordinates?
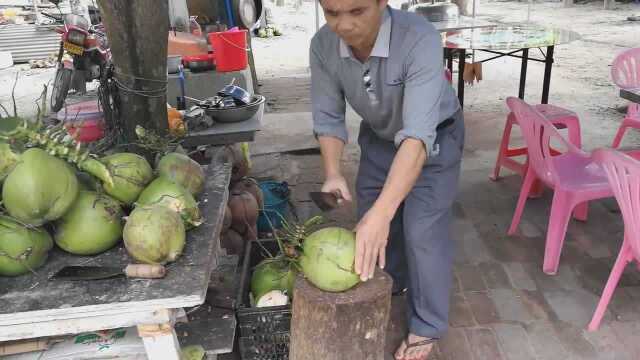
[541,45,555,104]
[138,322,181,360]
[447,49,454,75]
[458,49,466,107]
[519,48,529,99]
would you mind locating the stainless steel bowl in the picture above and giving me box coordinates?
[204,95,265,123]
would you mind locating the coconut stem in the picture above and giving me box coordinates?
[78,158,115,189]
[0,120,117,189]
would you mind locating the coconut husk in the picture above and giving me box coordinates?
[222,204,232,231]
[228,191,258,235]
[231,177,264,210]
[220,229,245,255]
[224,144,250,182]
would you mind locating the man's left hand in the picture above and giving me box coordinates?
[354,208,391,281]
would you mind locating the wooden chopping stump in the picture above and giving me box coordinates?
[289,269,393,360]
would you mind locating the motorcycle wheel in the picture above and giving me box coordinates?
[50,67,73,113]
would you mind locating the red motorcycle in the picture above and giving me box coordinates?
[50,13,112,113]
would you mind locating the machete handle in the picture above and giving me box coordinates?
[124,264,166,279]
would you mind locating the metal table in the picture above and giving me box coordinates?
[442,25,581,107]
[621,88,640,104]
[181,102,264,148]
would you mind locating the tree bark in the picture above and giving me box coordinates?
[96,0,170,145]
[289,269,393,360]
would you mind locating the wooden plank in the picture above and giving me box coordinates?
[0,159,231,331]
[0,309,173,342]
[139,322,182,360]
[621,89,640,104]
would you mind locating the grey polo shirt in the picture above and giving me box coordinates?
[310,6,460,156]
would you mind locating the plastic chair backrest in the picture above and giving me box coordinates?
[593,148,640,260]
[611,48,640,90]
[506,97,582,187]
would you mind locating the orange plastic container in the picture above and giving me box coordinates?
[209,29,248,72]
[168,31,208,57]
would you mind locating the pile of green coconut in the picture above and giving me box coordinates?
[0,94,209,276]
[0,145,206,276]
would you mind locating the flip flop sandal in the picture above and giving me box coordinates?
[399,338,438,360]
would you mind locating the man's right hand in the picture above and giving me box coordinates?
[321,174,353,204]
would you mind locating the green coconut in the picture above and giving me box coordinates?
[75,171,100,191]
[54,191,124,255]
[0,142,19,183]
[299,227,360,292]
[136,177,203,227]
[156,152,205,196]
[0,215,53,276]
[100,153,154,205]
[2,148,79,226]
[251,259,296,303]
[123,204,186,264]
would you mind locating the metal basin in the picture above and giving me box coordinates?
[204,95,265,123]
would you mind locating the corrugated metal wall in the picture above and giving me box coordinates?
[0,24,60,63]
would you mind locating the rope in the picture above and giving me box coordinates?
[113,78,167,98]
[111,68,168,98]
[114,70,168,83]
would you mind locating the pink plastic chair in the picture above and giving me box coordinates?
[588,149,640,331]
[506,97,613,275]
[491,104,582,182]
[610,48,640,148]
[445,68,453,84]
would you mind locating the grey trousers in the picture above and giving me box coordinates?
[356,110,464,339]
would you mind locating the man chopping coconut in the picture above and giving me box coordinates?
[310,0,464,358]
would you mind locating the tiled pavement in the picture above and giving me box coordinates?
[249,149,640,360]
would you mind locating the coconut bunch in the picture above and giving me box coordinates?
[248,216,361,308]
[219,143,264,256]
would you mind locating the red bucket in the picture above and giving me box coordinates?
[209,28,248,72]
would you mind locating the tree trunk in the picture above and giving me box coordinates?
[96,0,170,146]
[289,270,393,360]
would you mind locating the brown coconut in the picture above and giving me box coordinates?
[221,229,245,255]
[228,191,258,235]
[225,144,250,182]
[231,178,264,210]
[222,204,232,231]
